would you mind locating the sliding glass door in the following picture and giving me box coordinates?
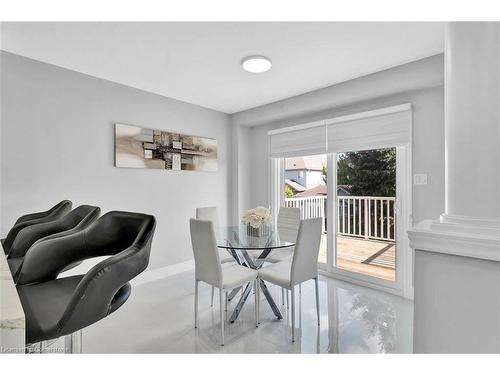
[274,146,409,294]
[278,148,398,280]
[334,148,396,281]
[282,154,328,264]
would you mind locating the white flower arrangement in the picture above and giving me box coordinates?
[242,206,272,229]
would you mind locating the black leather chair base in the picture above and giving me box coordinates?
[109,283,132,315]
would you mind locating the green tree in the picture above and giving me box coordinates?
[336,154,353,185]
[323,156,354,185]
[342,148,396,196]
[284,185,294,198]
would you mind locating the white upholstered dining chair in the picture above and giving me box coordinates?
[196,206,235,307]
[258,217,322,342]
[264,206,301,307]
[190,218,259,346]
[265,206,300,263]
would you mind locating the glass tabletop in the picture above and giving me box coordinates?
[217,225,295,250]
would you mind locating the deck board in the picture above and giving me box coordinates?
[318,235,396,281]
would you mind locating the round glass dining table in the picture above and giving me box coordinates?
[217,225,295,323]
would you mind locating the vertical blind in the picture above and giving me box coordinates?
[269,104,411,157]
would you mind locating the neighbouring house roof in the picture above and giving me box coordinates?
[295,184,351,197]
[285,156,326,171]
[337,185,352,196]
[285,179,306,192]
[295,185,326,197]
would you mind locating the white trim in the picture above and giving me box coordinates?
[131,260,195,286]
[408,220,500,262]
[397,145,414,299]
[438,213,500,235]
[325,153,335,270]
[269,158,284,226]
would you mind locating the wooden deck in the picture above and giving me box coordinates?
[318,235,396,281]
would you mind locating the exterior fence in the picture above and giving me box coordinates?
[285,195,395,241]
[284,196,326,232]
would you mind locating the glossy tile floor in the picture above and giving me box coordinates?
[77,270,413,353]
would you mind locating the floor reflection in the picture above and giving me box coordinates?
[79,270,412,353]
[325,278,412,353]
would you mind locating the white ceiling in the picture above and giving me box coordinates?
[1,22,445,114]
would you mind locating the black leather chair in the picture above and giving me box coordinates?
[16,211,156,345]
[7,205,101,277]
[2,200,72,255]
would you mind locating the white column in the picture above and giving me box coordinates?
[409,22,500,353]
[444,22,500,221]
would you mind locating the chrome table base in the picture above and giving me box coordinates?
[226,244,283,323]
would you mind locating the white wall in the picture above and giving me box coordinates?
[413,250,500,353]
[0,51,231,270]
[237,125,254,215]
[231,55,445,226]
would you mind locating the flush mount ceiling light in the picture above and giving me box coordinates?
[241,55,272,73]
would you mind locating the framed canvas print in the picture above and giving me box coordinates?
[115,123,218,172]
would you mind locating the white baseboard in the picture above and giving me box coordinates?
[131,259,195,286]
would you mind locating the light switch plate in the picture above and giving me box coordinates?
[414,174,428,185]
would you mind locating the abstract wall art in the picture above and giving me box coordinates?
[115,123,218,172]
